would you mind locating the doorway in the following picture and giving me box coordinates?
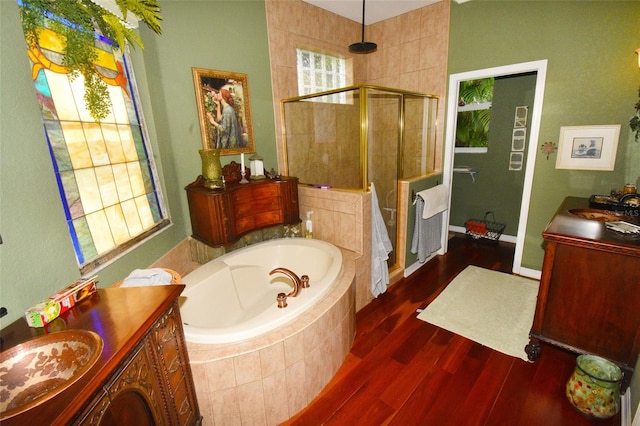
[441,60,548,278]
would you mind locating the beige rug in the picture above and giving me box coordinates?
[417,265,539,361]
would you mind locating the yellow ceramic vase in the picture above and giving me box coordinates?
[199,149,223,189]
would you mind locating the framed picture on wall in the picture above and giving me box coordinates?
[555,125,620,171]
[192,67,254,155]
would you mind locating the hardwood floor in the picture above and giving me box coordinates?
[284,234,621,425]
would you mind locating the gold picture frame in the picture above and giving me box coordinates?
[192,67,254,155]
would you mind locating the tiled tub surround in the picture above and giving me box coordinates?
[184,249,356,425]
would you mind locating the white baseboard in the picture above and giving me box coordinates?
[623,388,633,426]
[518,267,541,280]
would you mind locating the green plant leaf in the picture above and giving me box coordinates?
[116,0,162,34]
[20,0,163,122]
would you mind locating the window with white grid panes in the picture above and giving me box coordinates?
[296,49,346,103]
[21,21,169,274]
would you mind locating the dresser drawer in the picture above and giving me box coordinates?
[236,197,281,217]
[232,184,280,203]
[235,211,283,233]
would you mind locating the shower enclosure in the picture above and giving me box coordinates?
[281,85,438,268]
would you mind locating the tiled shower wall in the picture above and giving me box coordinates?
[265,0,450,174]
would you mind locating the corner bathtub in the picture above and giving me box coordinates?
[180,238,343,344]
[181,238,356,424]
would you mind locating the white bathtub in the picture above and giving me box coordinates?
[180,238,343,344]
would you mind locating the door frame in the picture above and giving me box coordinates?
[441,60,548,278]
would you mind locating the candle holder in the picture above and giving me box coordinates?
[239,169,249,184]
[240,153,249,184]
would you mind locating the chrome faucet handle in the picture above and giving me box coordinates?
[269,267,302,297]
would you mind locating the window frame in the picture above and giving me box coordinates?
[296,48,347,103]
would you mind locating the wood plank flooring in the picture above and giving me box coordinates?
[284,234,621,426]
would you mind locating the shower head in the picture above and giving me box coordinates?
[349,41,378,54]
[348,0,377,54]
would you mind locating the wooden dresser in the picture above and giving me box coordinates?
[0,286,201,425]
[185,176,300,247]
[526,196,640,389]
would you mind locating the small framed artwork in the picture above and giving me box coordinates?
[514,106,528,128]
[192,67,254,155]
[556,125,620,171]
[511,128,526,152]
[509,152,524,171]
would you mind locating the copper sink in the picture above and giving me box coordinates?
[568,208,624,222]
[0,330,103,419]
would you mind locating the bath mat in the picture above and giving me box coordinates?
[417,265,539,361]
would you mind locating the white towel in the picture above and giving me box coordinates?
[414,184,449,219]
[370,183,393,297]
[120,268,173,287]
[411,197,443,262]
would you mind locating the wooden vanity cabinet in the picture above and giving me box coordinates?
[75,339,167,425]
[185,176,300,247]
[74,300,200,426]
[526,197,640,388]
[0,286,201,426]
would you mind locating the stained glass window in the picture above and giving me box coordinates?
[22,17,169,273]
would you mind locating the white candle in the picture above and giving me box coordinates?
[241,153,245,172]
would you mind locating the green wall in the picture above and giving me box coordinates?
[450,73,536,236]
[449,1,640,270]
[0,0,275,326]
[449,1,640,415]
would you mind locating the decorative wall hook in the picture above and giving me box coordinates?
[541,141,557,160]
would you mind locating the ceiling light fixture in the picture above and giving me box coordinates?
[348,0,377,54]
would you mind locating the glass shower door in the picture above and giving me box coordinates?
[367,90,401,267]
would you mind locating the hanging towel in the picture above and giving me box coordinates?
[411,194,443,263]
[370,183,393,297]
[414,184,449,219]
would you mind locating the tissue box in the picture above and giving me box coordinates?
[25,300,62,328]
[25,276,98,328]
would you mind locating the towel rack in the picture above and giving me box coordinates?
[411,179,440,203]
[453,167,479,182]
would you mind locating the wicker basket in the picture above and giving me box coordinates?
[465,211,505,243]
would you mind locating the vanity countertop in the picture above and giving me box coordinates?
[0,285,184,425]
[543,196,640,255]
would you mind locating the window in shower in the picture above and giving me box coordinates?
[296,49,346,103]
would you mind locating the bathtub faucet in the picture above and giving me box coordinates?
[270,267,303,297]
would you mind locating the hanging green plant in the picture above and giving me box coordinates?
[18,0,162,121]
[630,86,640,143]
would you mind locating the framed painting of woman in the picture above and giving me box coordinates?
[192,67,255,155]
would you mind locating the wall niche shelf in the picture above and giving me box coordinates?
[457,102,492,112]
